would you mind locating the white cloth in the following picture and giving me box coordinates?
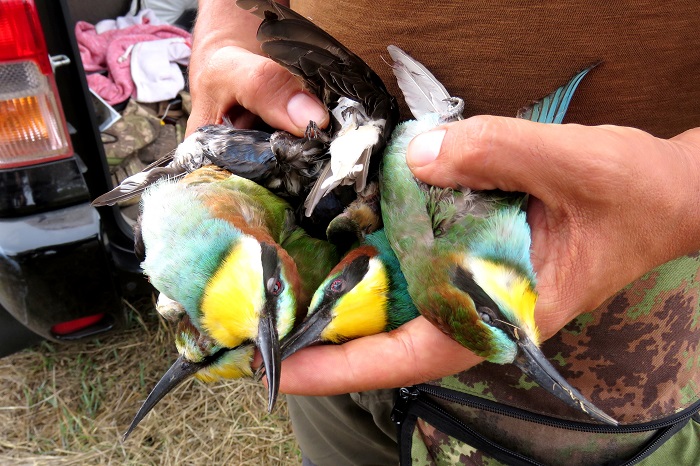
[95,9,165,34]
[129,0,198,25]
[130,38,191,103]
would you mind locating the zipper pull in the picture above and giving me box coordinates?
[391,386,420,424]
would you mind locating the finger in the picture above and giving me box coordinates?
[277,317,482,395]
[188,46,329,137]
[405,115,609,201]
[224,106,260,130]
[187,94,224,136]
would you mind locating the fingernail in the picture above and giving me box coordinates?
[407,130,446,167]
[287,93,328,130]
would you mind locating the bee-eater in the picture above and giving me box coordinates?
[381,46,617,425]
[93,0,399,221]
[123,315,256,440]
[279,228,419,359]
[135,165,338,415]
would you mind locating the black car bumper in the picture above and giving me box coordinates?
[0,157,128,343]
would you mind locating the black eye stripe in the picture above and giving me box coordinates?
[316,255,371,314]
[260,242,282,297]
[337,255,370,292]
[450,266,501,317]
[260,242,278,275]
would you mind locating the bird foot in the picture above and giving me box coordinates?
[439,97,464,123]
[305,121,331,143]
[340,105,360,122]
[155,293,186,322]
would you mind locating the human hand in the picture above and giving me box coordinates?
[407,116,700,335]
[278,116,700,395]
[276,317,482,395]
[186,0,328,136]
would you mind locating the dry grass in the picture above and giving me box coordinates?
[0,298,299,465]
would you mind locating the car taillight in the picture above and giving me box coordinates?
[50,313,107,337]
[0,0,72,169]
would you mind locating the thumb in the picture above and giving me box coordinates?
[188,46,329,137]
[406,115,587,200]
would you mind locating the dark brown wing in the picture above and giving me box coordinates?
[236,0,398,134]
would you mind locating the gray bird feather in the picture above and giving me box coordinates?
[387,45,453,119]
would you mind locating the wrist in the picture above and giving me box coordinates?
[192,0,263,55]
[650,128,700,265]
[667,128,700,257]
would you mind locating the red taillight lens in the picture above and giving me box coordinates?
[0,0,50,73]
[50,313,106,336]
[0,0,72,169]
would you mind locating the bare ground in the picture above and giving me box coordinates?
[0,298,299,465]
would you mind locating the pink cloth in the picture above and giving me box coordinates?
[75,20,191,105]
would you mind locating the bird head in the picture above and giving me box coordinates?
[445,254,617,425]
[446,255,538,364]
[280,230,419,360]
[175,316,255,383]
[142,224,304,415]
[193,234,302,411]
[279,245,389,359]
[122,316,255,441]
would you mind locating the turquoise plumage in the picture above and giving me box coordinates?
[364,230,418,331]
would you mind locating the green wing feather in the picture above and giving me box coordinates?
[380,120,439,264]
[281,226,339,306]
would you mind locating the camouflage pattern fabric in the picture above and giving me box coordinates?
[138,123,179,164]
[101,96,189,205]
[409,252,700,465]
[102,99,159,167]
[411,415,700,465]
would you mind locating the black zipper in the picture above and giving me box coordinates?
[391,385,700,466]
[618,419,689,465]
[393,387,545,466]
[411,383,700,434]
[391,387,419,424]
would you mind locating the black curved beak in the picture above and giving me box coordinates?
[257,311,281,413]
[514,336,618,426]
[280,307,333,361]
[254,306,333,384]
[122,355,203,441]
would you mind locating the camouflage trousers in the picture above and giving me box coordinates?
[288,392,700,466]
[395,387,700,465]
[288,253,700,465]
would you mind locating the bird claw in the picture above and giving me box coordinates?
[340,105,359,122]
[439,97,464,123]
[253,365,267,382]
[304,121,331,143]
[155,293,186,322]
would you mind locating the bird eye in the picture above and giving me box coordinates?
[478,306,494,324]
[330,278,344,292]
[268,278,283,295]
